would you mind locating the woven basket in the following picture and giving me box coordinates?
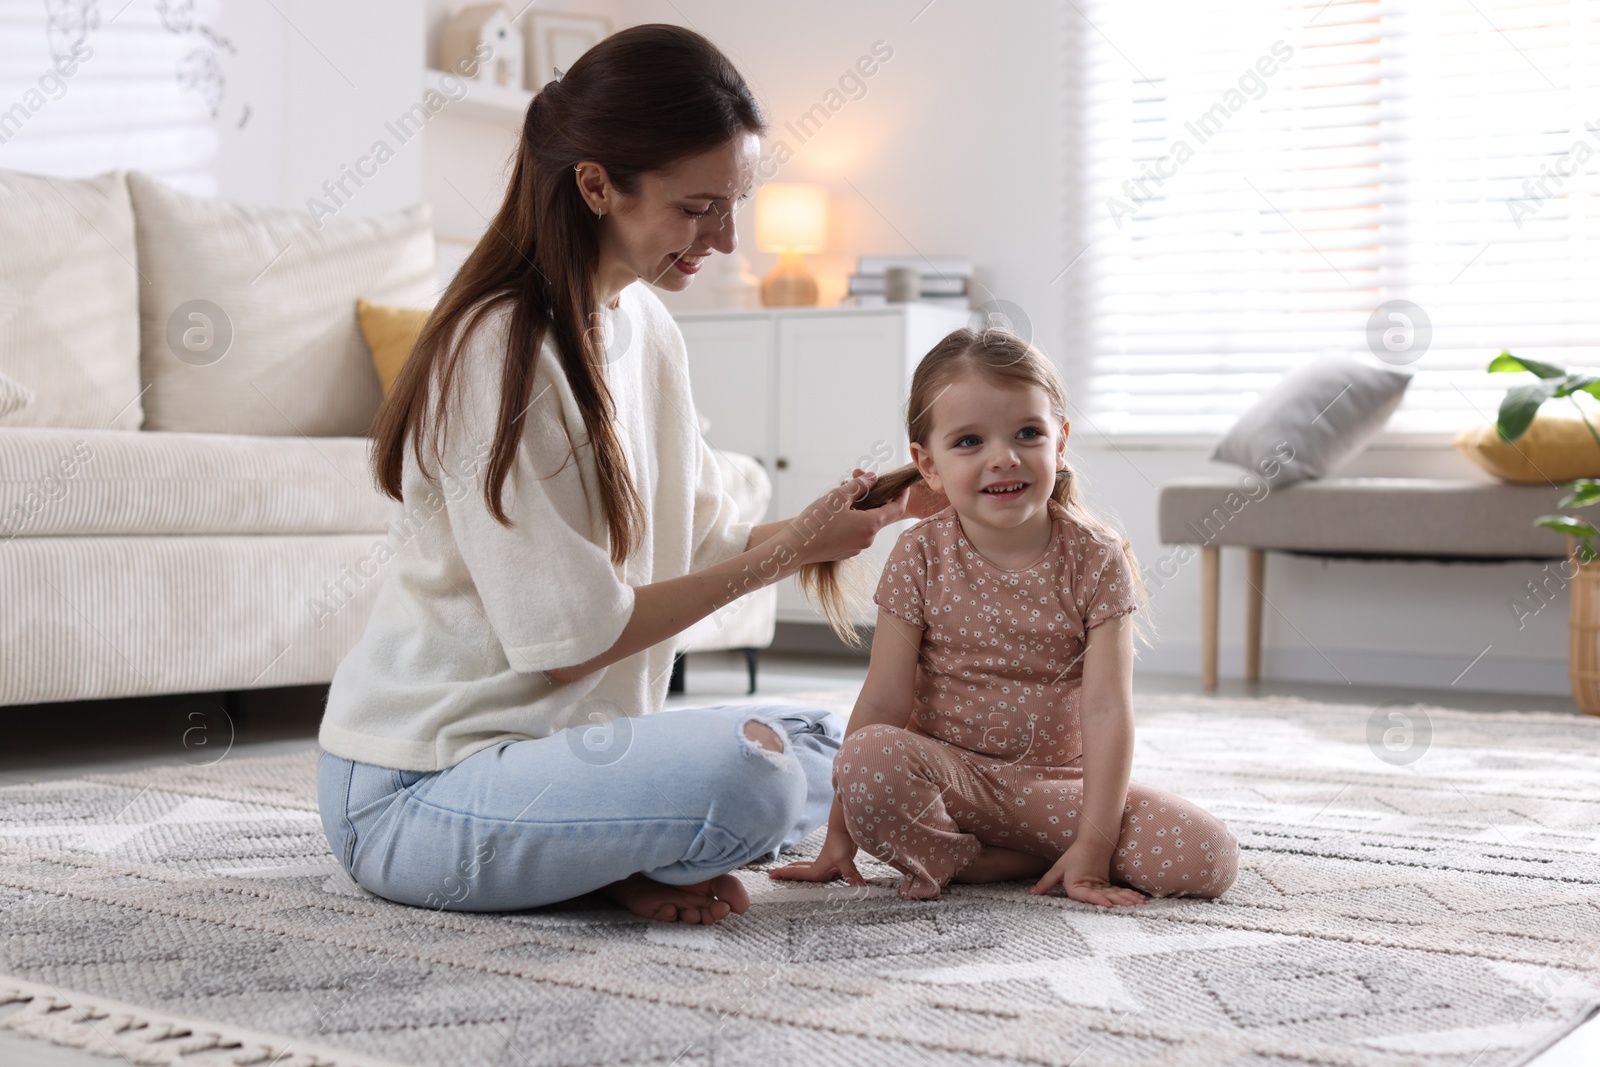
[1567,535,1600,715]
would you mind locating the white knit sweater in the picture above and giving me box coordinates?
[318,281,754,770]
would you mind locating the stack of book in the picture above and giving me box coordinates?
[843,255,972,309]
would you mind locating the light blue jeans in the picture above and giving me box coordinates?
[317,704,844,912]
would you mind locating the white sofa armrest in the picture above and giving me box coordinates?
[678,449,776,654]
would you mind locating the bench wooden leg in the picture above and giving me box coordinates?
[1245,548,1265,683]
[1201,545,1219,690]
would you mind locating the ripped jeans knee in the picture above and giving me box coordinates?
[740,717,789,763]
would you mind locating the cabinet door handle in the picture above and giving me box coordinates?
[775,457,789,469]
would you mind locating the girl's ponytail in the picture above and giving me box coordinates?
[797,463,925,645]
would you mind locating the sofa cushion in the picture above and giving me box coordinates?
[1158,476,1570,558]
[0,169,143,430]
[357,299,431,396]
[128,172,438,437]
[1453,404,1600,485]
[1210,357,1412,487]
[0,427,400,538]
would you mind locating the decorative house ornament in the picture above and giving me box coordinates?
[438,4,524,89]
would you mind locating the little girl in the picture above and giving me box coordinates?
[771,327,1240,906]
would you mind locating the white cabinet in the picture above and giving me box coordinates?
[674,304,972,625]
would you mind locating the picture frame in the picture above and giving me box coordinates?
[524,13,611,90]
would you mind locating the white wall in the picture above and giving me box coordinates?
[420,0,1573,696]
[420,0,1065,332]
[216,0,425,216]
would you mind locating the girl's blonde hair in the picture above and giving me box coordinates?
[799,327,1154,649]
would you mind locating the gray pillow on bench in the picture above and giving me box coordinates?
[1212,357,1412,487]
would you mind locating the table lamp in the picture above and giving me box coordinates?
[755,183,827,307]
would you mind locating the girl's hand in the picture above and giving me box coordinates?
[783,471,909,567]
[1030,846,1146,908]
[767,832,865,886]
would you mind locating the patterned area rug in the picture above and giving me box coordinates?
[2,691,1598,1067]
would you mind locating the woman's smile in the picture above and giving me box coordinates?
[670,250,708,274]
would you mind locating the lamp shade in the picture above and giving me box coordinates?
[755,183,827,254]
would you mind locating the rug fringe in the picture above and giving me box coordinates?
[0,975,409,1067]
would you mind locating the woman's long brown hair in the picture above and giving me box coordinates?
[800,328,1154,649]
[370,25,766,565]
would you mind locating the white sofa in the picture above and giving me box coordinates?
[0,168,773,708]
[671,447,777,694]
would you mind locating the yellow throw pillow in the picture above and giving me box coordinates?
[1454,405,1600,484]
[356,299,431,396]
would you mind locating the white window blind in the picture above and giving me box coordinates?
[0,0,220,193]
[1073,0,1600,440]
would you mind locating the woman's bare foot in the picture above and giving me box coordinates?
[951,844,1053,884]
[598,872,751,925]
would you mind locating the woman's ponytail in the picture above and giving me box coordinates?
[370,25,766,568]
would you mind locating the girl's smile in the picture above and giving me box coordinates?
[980,478,1030,499]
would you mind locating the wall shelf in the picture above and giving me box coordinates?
[423,68,530,125]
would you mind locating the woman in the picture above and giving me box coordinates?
[316,24,926,925]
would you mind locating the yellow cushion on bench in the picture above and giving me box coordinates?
[1453,405,1600,484]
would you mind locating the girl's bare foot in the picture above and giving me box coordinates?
[951,844,1053,884]
[598,872,751,924]
[897,878,943,901]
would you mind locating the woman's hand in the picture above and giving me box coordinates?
[1030,845,1146,908]
[768,831,865,886]
[846,465,947,521]
[781,471,910,567]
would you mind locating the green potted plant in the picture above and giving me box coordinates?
[1491,351,1600,714]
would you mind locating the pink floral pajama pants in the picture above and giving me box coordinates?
[834,723,1241,901]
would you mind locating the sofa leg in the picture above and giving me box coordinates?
[1201,545,1219,690]
[740,647,759,695]
[1245,549,1265,683]
[223,690,247,735]
[668,653,686,696]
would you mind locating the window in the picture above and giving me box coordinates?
[1071,0,1600,441]
[0,3,220,193]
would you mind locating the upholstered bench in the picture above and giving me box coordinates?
[1157,477,1574,688]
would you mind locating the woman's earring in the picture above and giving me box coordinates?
[595,207,604,219]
